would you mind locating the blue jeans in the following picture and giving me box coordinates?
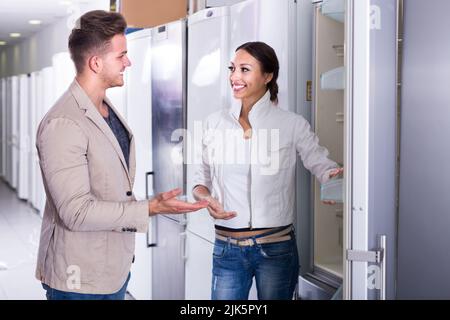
[211,230,299,300]
[42,273,131,300]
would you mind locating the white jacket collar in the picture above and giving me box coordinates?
[229,90,273,123]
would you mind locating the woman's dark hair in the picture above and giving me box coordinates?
[236,41,279,104]
[68,10,127,74]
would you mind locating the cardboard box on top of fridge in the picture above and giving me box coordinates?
[120,0,186,28]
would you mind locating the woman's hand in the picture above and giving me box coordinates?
[204,195,237,220]
[193,185,237,220]
[322,167,344,205]
[329,167,344,179]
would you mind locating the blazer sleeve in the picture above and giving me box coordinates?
[294,115,338,184]
[37,117,149,233]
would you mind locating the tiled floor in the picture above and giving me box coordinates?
[0,179,45,300]
[0,179,136,300]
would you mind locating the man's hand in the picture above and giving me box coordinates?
[323,167,344,205]
[149,188,208,216]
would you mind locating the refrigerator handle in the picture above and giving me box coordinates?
[180,232,187,260]
[379,235,387,300]
[146,171,157,247]
[146,218,157,248]
[145,171,154,200]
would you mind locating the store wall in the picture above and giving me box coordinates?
[0,0,109,78]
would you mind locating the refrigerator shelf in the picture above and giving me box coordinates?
[320,66,345,90]
[332,44,344,57]
[320,177,343,203]
[321,0,345,23]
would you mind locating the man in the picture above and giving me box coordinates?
[35,10,208,300]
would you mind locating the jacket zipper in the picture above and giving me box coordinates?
[232,111,254,229]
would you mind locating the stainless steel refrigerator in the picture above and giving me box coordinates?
[397,0,450,299]
[150,19,187,300]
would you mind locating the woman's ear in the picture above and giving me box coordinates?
[265,72,274,85]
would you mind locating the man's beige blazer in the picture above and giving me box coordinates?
[35,80,149,294]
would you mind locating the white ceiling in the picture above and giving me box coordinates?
[0,0,95,46]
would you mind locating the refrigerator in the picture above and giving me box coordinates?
[0,78,5,178]
[35,66,54,217]
[52,52,75,100]
[106,85,127,119]
[17,74,29,200]
[185,5,230,300]
[185,0,297,299]
[10,75,19,190]
[299,0,346,299]
[5,77,12,187]
[120,28,153,300]
[150,19,187,300]
[28,72,39,210]
[397,0,450,299]
[296,0,398,300]
[32,71,43,211]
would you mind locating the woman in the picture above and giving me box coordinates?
[193,41,342,300]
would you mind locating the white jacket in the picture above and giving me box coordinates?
[193,91,337,228]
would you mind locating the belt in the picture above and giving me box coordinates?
[215,225,293,246]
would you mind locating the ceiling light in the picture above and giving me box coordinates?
[0,41,6,46]
[29,20,42,25]
[10,33,21,38]
[59,0,72,5]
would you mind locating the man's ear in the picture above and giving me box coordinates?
[88,55,103,74]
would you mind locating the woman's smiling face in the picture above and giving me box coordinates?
[229,49,272,103]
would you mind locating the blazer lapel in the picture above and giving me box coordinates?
[104,96,137,186]
[69,80,132,186]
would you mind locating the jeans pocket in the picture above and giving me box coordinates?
[213,241,227,259]
[259,240,294,259]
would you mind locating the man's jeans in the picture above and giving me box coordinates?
[42,272,131,300]
[211,230,299,300]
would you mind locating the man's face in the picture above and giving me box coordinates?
[99,34,131,88]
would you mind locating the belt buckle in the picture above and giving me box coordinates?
[237,238,254,246]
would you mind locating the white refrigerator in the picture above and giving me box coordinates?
[185,0,298,299]
[185,5,230,300]
[35,66,54,217]
[17,74,29,200]
[10,75,19,190]
[52,52,75,100]
[0,78,6,178]
[32,71,43,211]
[121,28,153,300]
[5,77,13,186]
[28,72,39,210]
